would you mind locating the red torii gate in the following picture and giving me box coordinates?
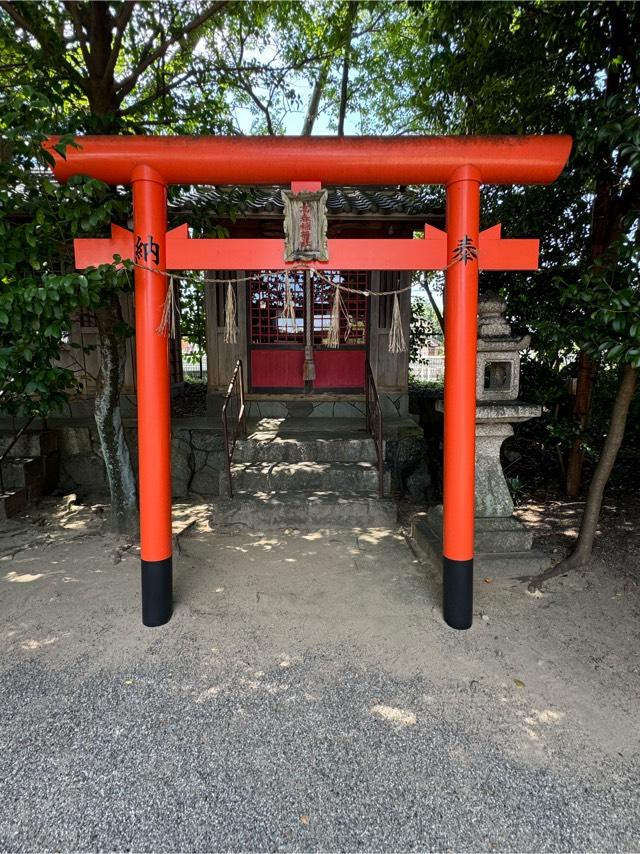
[45,135,571,631]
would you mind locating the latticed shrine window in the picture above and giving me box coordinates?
[249,270,368,347]
[250,271,306,344]
[311,270,368,347]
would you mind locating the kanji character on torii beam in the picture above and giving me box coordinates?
[45,134,572,632]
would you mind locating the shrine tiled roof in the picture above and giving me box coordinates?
[169,185,439,218]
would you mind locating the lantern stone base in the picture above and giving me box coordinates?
[411,512,551,584]
[425,505,534,553]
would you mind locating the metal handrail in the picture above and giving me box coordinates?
[221,360,247,498]
[0,414,36,495]
[365,359,384,498]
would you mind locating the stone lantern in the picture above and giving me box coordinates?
[414,291,549,578]
[474,290,539,523]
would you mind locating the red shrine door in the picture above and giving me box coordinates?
[248,269,368,392]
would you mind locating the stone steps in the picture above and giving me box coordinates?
[212,490,397,529]
[211,418,396,530]
[221,461,389,496]
[233,436,378,464]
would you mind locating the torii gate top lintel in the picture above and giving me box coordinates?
[45,134,572,187]
[44,133,571,633]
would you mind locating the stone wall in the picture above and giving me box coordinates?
[385,433,431,500]
[57,423,226,499]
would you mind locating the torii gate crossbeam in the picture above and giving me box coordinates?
[45,134,571,631]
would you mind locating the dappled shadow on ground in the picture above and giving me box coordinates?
[1,494,640,824]
[171,516,441,662]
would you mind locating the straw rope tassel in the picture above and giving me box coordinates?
[157,275,177,337]
[388,292,407,353]
[281,272,296,334]
[327,281,342,349]
[224,281,237,344]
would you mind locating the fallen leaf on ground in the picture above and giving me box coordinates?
[513,678,525,689]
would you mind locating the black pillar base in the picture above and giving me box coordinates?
[443,556,473,630]
[141,557,173,627]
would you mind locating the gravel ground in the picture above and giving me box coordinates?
[1,653,637,852]
[0,497,639,852]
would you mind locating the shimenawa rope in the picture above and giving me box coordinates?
[139,261,432,352]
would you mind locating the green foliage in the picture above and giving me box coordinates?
[0,0,385,424]
[0,83,131,417]
[355,2,640,359]
[355,1,640,486]
[0,1,309,420]
[505,476,524,506]
[3,0,638,460]
[557,236,640,368]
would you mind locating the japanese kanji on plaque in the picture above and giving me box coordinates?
[281,189,328,262]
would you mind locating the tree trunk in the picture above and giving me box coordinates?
[80,4,139,533]
[337,2,358,136]
[565,351,598,496]
[530,363,637,590]
[302,63,330,135]
[564,4,624,496]
[94,295,138,536]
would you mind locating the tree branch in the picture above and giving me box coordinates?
[0,0,88,92]
[115,1,228,99]
[238,76,276,135]
[103,0,135,83]
[0,1,34,35]
[302,61,330,135]
[62,1,91,70]
[529,363,638,590]
[120,69,195,115]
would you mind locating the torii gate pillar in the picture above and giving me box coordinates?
[443,167,481,629]
[131,166,172,626]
